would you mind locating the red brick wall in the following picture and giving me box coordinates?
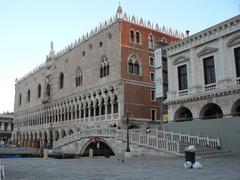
[124,83,160,119]
[120,20,179,120]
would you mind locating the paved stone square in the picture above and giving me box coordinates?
[2,154,240,180]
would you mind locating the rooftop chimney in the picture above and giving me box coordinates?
[186,30,190,37]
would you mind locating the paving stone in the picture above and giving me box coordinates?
[2,155,240,180]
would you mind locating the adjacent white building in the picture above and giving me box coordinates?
[0,113,14,145]
[159,15,240,121]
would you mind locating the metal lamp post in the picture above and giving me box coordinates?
[126,113,130,152]
[48,123,53,149]
[17,127,20,147]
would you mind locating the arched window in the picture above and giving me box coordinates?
[136,32,141,44]
[130,30,135,42]
[46,84,51,97]
[59,72,64,89]
[128,59,134,74]
[100,56,109,78]
[134,60,140,75]
[113,95,118,113]
[37,84,41,98]
[76,67,83,87]
[148,34,154,49]
[128,55,141,75]
[27,89,31,102]
[19,94,22,105]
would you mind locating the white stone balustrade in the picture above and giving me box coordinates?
[53,128,221,155]
[132,129,220,148]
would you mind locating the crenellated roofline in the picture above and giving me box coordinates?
[16,6,185,84]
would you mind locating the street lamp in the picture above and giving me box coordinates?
[48,123,53,149]
[16,127,20,147]
[126,112,130,152]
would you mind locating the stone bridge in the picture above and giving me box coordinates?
[52,128,221,157]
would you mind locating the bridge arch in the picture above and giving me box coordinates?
[80,137,115,157]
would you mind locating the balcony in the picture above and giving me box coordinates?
[205,83,216,91]
[178,90,188,96]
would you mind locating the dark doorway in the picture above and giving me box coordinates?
[82,140,114,157]
[174,107,193,121]
[200,103,223,119]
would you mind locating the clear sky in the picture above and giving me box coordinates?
[0,0,239,113]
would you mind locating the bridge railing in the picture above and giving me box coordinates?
[124,132,180,153]
[54,128,118,148]
[54,128,180,154]
[53,128,220,154]
[125,129,221,148]
[131,129,220,148]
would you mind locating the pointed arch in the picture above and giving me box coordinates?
[59,72,64,89]
[37,84,41,98]
[129,30,135,42]
[128,59,134,74]
[128,54,141,75]
[135,31,141,44]
[19,94,22,105]
[134,60,140,75]
[46,84,51,97]
[113,95,118,113]
[27,89,31,102]
[100,55,109,78]
[148,34,154,49]
[76,67,83,87]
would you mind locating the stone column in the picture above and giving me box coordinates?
[99,99,102,116]
[93,103,96,121]
[88,104,91,121]
[83,105,86,122]
[111,99,114,120]
[104,101,108,120]
[72,107,75,120]
[78,105,81,120]
[58,110,61,122]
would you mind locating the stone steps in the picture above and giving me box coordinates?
[178,142,228,158]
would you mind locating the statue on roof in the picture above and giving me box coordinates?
[46,41,55,62]
[116,2,123,19]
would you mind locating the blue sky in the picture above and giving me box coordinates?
[0,0,239,113]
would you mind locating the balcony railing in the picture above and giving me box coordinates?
[18,113,119,131]
[205,83,216,91]
[178,90,188,96]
